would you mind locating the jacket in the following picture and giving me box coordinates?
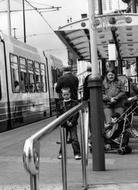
[83,74,91,101]
[57,99,79,127]
[102,78,126,108]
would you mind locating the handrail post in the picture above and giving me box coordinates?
[23,102,88,190]
[60,126,67,190]
[83,107,89,165]
[23,139,40,190]
[79,109,88,189]
[30,174,39,190]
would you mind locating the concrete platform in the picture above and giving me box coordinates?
[0,116,138,189]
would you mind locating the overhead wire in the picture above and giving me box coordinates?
[17,32,55,39]
[25,0,55,7]
[0,0,61,33]
[25,0,59,32]
[0,7,61,13]
[23,0,67,52]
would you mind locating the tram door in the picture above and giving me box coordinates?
[0,42,11,132]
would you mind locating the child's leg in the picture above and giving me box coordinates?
[58,126,67,155]
[70,126,81,156]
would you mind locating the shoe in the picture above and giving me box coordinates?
[88,142,92,148]
[104,144,111,151]
[57,154,62,159]
[56,141,61,144]
[67,139,72,144]
[74,154,81,160]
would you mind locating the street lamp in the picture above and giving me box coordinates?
[87,0,105,171]
[7,0,11,36]
[22,0,26,43]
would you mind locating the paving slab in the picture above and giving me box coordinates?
[0,117,138,189]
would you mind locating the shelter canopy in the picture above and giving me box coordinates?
[55,13,138,62]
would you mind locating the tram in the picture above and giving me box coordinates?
[0,32,63,132]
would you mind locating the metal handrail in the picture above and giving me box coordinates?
[23,101,89,190]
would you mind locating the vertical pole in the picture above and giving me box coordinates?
[22,0,26,43]
[98,0,103,14]
[87,0,105,171]
[7,0,11,36]
[101,58,106,77]
[13,28,17,39]
[83,108,89,164]
[132,0,137,13]
[30,174,39,190]
[88,0,99,79]
[79,110,87,189]
[60,126,67,190]
[117,59,123,75]
[136,57,138,81]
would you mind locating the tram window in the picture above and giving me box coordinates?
[10,54,20,93]
[40,63,47,92]
[34,62,41,92]
[51,66,57,84]
[19,57,28,92]
[27,59,35,93]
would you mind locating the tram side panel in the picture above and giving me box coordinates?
[46,54,63,116]
[0,37,50,131]
[0,42,10,132]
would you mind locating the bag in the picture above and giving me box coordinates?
[127,127,138,138]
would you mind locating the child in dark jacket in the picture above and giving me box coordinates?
[57,87,81,160]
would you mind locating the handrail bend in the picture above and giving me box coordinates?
[23,101,89,190]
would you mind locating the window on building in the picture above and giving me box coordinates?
[27,59,35,93]
[19,57,28,92]
[109,0,112,10]
[40,63,47,92]
[10,54,20,93]
[103,1,107,11]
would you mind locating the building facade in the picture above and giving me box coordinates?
[95,0,127,14]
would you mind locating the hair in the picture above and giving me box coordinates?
[105,69,118,82]
[61,87,71,93]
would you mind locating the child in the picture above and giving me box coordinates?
[104,112,124,150]
[57,87,81,160]
[104,113,121,139]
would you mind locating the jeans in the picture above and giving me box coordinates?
[104,107,124,124]
[59,125,81,155]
